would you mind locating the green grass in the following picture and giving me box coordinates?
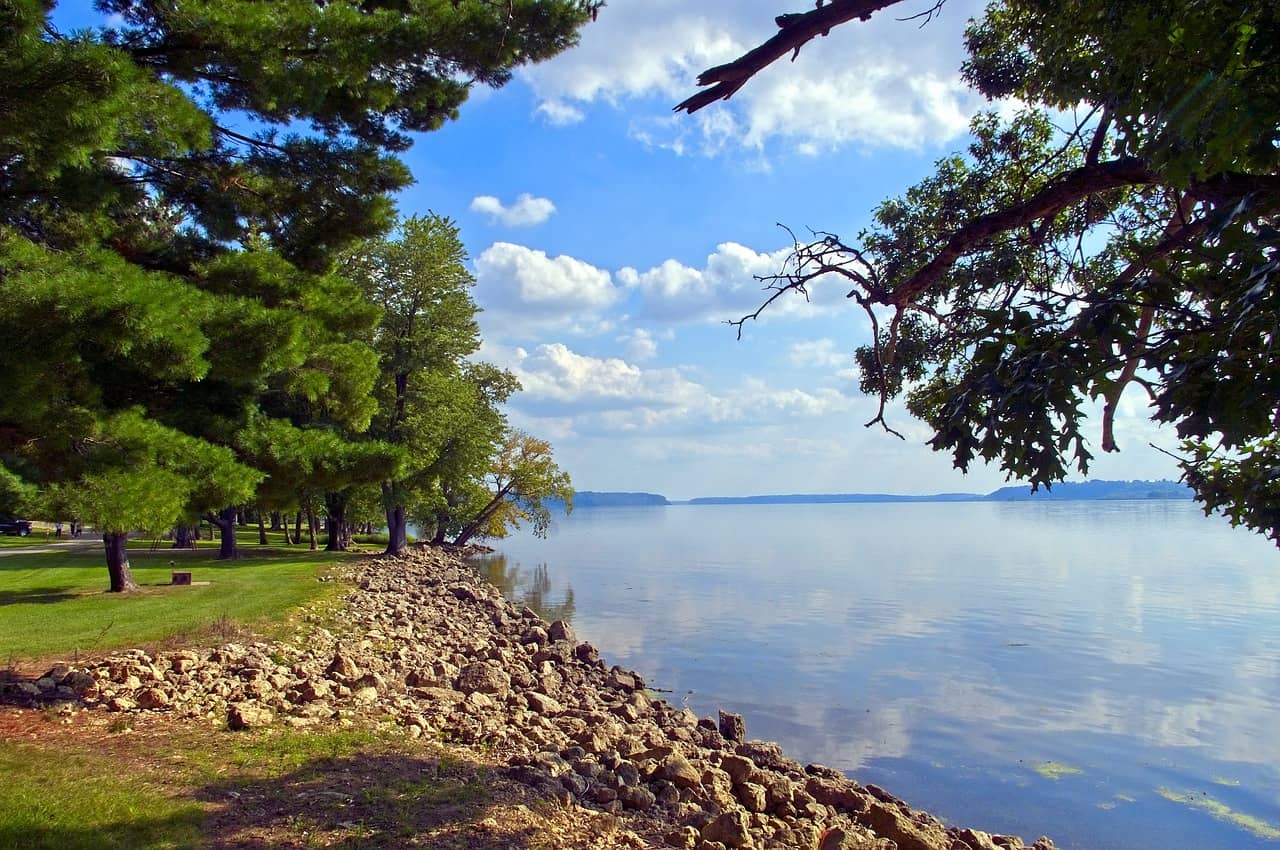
[0,532,59,548]
[0,727,493,850]
[0,741,205,850]
[0,547,353,660]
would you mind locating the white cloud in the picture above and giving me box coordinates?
[619,241,841,324]
[618,328,659,361]
[535,99,586,126]
[497,342,852,432]
[469,193,557,227]
[522,0,987,155]
[508,343,706,411]
[788,338,851,370]
[473,242,620,329]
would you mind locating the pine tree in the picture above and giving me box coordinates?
[0,0,600,586]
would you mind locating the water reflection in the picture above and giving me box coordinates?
[481,502,1280,850]
[474,555,576,625]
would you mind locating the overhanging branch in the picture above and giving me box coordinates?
[674,0,909,114]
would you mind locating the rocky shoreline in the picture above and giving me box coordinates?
[2,547,1055,850]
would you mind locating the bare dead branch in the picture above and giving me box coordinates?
[897,0,946,27]
[674,0,909,114]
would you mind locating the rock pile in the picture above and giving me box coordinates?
[2,548,1056,850]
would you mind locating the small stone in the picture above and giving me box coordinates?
[352,686,379,704]
[526,692,564,716]
[107,696,136,712]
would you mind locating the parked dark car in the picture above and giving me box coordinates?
[0,518,32,536]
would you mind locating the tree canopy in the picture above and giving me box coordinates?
[680,0,1280,542]
[1,0,597,587]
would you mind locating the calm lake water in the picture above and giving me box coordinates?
[474,501,1280,850]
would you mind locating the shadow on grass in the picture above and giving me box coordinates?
[0,811,206,850]
[195,751,541,850]
[0,587,80,605]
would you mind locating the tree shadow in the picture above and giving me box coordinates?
[0,587,79,605]
[0,809,206,850]
[194,750,544,850]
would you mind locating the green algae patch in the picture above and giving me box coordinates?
[1157,788,1280,840]
[1032,761,1083,781]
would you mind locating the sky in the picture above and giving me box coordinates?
[60,0,1185,499]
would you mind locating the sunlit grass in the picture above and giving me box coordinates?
[0,547,353,660]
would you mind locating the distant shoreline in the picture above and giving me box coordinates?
[567,479,1192,508]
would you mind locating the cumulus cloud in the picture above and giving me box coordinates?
[788,338,851,369]
[496,342,852,431]
[619,241,841,323]
[469,193,557,227]
[535,99,586,126]
[617,328,659,361]
[521,0,987,155]
[473,242,620,328]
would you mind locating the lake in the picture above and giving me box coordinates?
[473,500,1280,850]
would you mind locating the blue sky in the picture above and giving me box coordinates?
[60,0,1184,498]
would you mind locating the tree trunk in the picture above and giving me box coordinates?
[325,492,347,552]
[430,508,449,545]
[257,512,268,545]
[213,506,238,560]
[385,505,408,556]
[294,511,303,546]
[270,511,283,531]
[306,507,317,551]
[452,486,512,547]
[235,506,246,527]
[104,532,139,593]
[173,525,193,549]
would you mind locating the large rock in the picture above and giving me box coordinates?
[526,692,564,716]
[719,709,746,743]
[456,662,511,697]
[228,703,274,730]
[548,620,575,643]
[659,753,702,789]
[136,688,171,710]
[806,776,870,814]
[857,801,950,850]
[702,809,753,849]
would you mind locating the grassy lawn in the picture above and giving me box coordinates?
[0,547,354,661]
[0,723,503,850]
[0,533,59,548]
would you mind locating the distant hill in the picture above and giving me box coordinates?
[982,479,1192,501]
[566,491,669,508]
[684,480,1191,505]
[687,492,976,505]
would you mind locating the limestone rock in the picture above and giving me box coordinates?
[702,809,753,848]
[456,662,511,697]
[228,703,274,730]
